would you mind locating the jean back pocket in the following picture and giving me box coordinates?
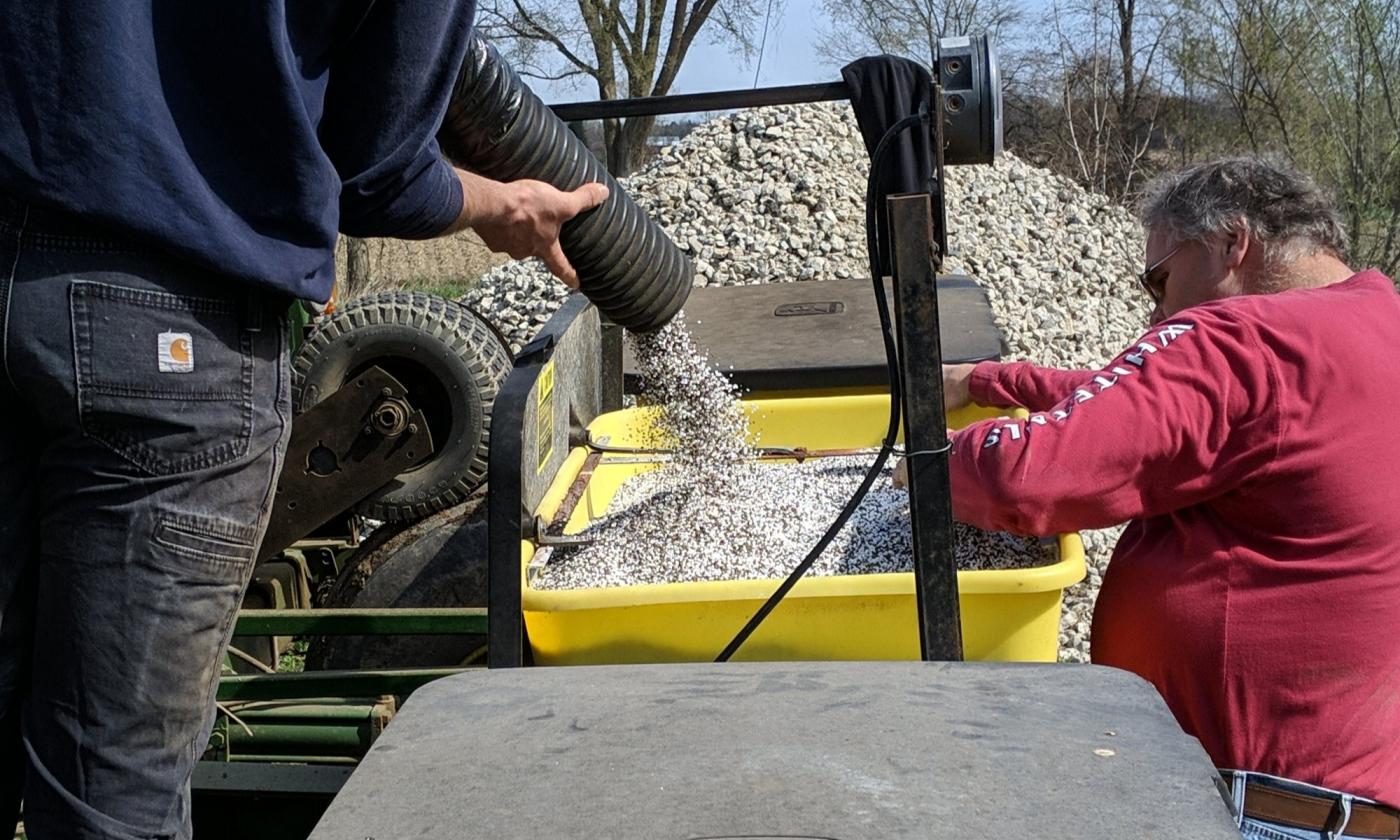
[71,280,254,476]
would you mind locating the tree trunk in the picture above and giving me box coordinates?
[606,115,658,176]
[345,237,372,299]
[1117,0,1136,123]
[1115,0,1138,196]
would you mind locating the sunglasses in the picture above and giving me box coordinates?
[1137,244,1182,305]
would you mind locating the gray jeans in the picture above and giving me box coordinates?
[0,195,292,839]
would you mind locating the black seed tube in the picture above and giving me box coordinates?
[439,32,692,333]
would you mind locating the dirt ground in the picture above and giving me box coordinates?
[333,229,507,299]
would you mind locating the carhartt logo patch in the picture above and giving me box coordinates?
[158,332,194,373]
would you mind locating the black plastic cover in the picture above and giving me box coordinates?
[623,275,1004,393]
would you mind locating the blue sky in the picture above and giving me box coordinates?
[533,0,839,105]
[527,0,1064,106]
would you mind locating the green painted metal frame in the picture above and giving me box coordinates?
[198,609,478,833]
[233,607,487,637]
[205,700,395,764]
[218,668,465,702]
[219,608,484,702]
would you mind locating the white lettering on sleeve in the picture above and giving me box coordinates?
[975,321,1197,449]
[1156,323,1194,345]
[1125,344,1155,366]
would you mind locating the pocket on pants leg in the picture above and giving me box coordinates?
[141,511,258,717]
[24,511,260,837]
[69,280,255,477]
[129,511,258,765]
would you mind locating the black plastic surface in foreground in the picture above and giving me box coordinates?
[309,661,1238,840]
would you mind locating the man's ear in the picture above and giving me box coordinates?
[1222,221,1250,271]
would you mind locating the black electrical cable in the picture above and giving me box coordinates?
[715,110,929,662]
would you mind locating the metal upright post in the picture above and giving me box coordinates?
[599,322,625,413]
[888,192,963,661]
[487,338,555,669]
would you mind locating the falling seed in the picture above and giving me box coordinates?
[535,315,1053,592]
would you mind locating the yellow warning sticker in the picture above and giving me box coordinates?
[536,360,555,474]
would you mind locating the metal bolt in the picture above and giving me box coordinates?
[371,396,411,436]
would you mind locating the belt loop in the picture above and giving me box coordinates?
[245,290,263,333]
[1230,770,1248,829]
[1327,793,1355,840]
[1,203,29,393]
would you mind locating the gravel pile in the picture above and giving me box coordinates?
[466,102,1151,661]
[533,457,1053,591]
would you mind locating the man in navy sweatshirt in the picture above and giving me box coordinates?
[0,3,601,837]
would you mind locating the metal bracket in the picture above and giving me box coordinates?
[258,367,435,562]
[585,436,807,460]
[529,515,595,548]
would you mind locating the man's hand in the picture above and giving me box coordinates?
[891,365,978,489]
[942,363,977,412]
[892,457,908,489]
[453,170,609,288]
[891,431,956,490]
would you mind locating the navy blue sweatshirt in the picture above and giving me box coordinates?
[0,1,474,302]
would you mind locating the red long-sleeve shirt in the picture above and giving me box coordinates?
[950,270,1400,807]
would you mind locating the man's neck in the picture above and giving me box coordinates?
[1257,253,1356,293]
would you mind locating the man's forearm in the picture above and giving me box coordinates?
[970,361,1097,412]
[439,168,609,287]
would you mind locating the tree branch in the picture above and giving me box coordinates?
[511,0,599,74]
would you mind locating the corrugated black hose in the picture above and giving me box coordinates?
[438,32,692,334]
[715,110,928,662]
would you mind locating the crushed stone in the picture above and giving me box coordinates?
[533,457,1053,591]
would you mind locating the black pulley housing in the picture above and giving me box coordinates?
[935,35,1002,166]
[439,33,692,334]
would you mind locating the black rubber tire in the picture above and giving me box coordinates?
[292,292,512,522]
[303,495,489,671]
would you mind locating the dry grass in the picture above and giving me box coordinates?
[333,229,507,301]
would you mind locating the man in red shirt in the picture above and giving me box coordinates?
[945,158,1400,839]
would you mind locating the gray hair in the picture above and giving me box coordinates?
[1137,157,1349,269]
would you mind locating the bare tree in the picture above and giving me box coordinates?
[1173,0,1400,273]
[1018,0,1172,199]
[479,0,770,175]
[815,0,1024,69]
